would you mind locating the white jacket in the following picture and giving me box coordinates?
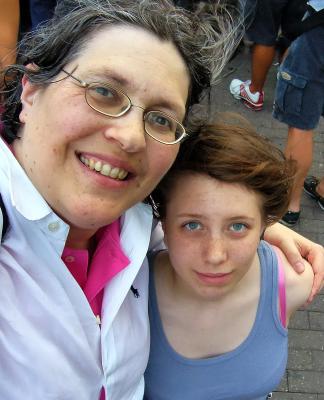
[0,138,152,400]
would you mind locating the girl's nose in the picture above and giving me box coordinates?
[205,237,227,265]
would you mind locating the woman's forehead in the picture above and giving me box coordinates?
[74,25,190,116]
[78,25,187,68]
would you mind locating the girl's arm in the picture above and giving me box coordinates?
[274,246,313,323]
[264,222,324,302]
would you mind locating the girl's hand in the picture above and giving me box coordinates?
[264,222,324,303]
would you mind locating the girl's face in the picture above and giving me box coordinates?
[162,173,265,300]
[14,25,189,240]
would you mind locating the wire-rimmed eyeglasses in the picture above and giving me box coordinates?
[61,69,188,145]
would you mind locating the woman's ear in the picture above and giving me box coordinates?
[19,65,40,123]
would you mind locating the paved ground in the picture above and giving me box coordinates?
[209,46,324,399]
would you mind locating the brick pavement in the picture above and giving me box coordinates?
[208,47,324,399]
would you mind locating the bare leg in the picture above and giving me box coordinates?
[285,127,313,212]
[0,0,19,69]
[250,44,276,93]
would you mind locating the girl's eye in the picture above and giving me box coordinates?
[184,221,202,231]
[229,223,247,233]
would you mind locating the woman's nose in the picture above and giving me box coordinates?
[102,108,147,153]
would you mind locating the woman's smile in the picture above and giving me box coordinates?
[79,155,129,180]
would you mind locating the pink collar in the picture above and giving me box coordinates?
[62,219,130,317]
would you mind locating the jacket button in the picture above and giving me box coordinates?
[64,255,75,262]
[48,221,60,232]
[281,71,291,81]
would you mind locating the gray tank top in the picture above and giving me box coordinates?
[144,241,288,400]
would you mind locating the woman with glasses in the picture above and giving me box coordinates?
[0,1,323,399]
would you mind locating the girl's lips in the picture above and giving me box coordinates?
[195,271,232,285]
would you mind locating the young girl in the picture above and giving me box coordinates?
[144,115,314,400]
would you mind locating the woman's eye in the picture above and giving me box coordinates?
[94,86,115,98]
[229,223,247,233]
[184,221,202,231]
[155,115,171,127]
[147,112,173,130]
[88,84,125,108]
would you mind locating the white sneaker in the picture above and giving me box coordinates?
[229,79,264,111]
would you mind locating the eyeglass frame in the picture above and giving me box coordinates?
[60,68,188,145]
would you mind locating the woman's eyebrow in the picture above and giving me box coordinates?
[85,68,131,87]
[149,100,186,120]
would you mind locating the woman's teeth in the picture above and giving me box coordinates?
[80,155,128,180]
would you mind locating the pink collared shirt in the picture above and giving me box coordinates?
[62,219,130,400]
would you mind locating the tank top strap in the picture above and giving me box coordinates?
[272,247,287,328]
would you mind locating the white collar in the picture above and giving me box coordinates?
[0,137,53,221]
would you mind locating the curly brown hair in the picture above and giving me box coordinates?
[151,113,295,226]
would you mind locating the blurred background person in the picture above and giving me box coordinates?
[229,0,307,111]
[273,18,324,226]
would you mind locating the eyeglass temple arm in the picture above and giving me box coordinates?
[61,67,87,87]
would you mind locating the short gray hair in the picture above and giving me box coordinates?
[1,0,243,143]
